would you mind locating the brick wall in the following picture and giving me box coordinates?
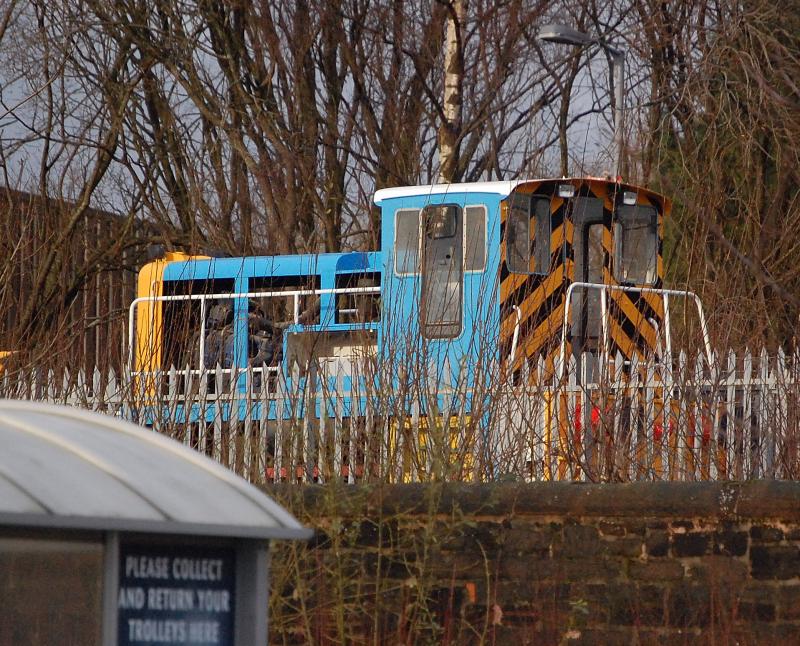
[268,482,800,644]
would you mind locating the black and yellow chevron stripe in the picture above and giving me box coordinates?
[500,178,668,378]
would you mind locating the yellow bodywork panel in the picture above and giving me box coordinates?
[0,350,15,374]
[134,251,208,377]
[388,414,475,482]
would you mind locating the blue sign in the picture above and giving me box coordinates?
[118,544,236,646]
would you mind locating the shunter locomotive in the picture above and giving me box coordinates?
[130,176,704,427]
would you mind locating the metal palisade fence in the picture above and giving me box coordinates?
[3,347,800,484]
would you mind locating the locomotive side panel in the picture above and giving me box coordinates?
[377,188,504,391]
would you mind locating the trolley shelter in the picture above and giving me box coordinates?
[0,401,311,646]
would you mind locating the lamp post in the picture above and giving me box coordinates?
[538,24,625,177]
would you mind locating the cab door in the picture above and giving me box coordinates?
[570,196,606,366]
[420,204,463,339]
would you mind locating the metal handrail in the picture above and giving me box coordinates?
[557,282,712,381]
[128,286,381,371]
[508,306,523,369]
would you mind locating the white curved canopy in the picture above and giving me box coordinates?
[373,180,521,205]
[0,400,310,540]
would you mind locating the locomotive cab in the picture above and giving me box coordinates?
[374,177,669,388]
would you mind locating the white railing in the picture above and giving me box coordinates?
[128,286,381,371]
[558,283,713,379]
[3,347,800,484]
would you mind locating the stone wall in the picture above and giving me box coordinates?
[267,482,800,644]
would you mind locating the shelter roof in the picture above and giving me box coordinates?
[0,401,310,540]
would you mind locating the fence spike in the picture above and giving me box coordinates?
[46,369,57,402]
[727,348,738,380]
[5,339,792,486]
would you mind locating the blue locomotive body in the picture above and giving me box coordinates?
[130,178,672,426]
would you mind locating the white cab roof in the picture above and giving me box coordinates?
[373,180,523,205]
[0,400,310,540]
[372,177,637,206]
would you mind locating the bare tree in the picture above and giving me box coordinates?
[2,0,798,371]
[438,0,465,182]
[634,0,800,347]
[0,0,150,370]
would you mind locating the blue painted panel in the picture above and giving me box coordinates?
[161,252,381,283]
[148,192,504,418]
[379,191,503,389]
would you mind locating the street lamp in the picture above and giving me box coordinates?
[538,23,625,177]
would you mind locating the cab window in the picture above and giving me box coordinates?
[506,193,551,274]
[421,204,463,339]
[394,209,420,275]
[615,204,658,285]
[464,205,486,272]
